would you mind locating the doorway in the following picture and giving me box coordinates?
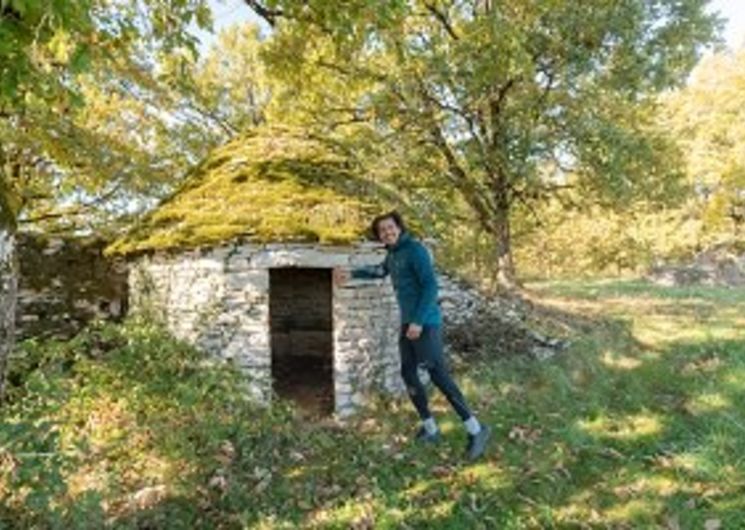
[269,267,334,417]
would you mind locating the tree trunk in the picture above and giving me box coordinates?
[495,225,516,289]
[0,223,17,402]
[491,173,519,293]
[493,204,518,292]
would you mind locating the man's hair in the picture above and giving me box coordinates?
[370,210,406,241]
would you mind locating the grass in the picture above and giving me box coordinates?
[2,278,744,528]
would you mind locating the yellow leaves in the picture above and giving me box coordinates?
[612,476,680,499]
[600,350,643,370]
[685,392,731,416]
[216,440,235,466]
[660,48,745,235]
[508,424,542,444]
[47,29,75,65]
[128,484,167,511]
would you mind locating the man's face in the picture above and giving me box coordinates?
[377,217,401,246]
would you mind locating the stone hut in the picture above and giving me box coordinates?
[105,129,408,418]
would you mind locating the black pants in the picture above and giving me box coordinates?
[399,324,473,421]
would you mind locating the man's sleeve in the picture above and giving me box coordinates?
[350,255,389,279]
[411,243,437,326]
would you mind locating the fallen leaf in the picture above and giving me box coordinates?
[216,440,235,466]
[351,513,375,530]
[253,474,271,494]
[360,418,379,432]
[432,465,451,478]
[208,474,228,491]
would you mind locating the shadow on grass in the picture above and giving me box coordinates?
[3,282,745,529]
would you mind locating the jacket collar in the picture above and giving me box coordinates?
[387,231,412,251]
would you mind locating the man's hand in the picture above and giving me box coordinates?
[406,323,423,340]
[333,267,350,286]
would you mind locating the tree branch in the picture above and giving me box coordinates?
[423,2,459,40]
[242,1,284,27]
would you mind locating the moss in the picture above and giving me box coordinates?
[0,177,20,231]
[104,127,397,257]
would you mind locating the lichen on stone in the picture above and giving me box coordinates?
[105,127,396,257]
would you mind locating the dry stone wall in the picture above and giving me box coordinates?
[0,227,17,397]
[128,241,405,416]
[647,245,745,287]
[438,273,568,361]
[14,232,128,340]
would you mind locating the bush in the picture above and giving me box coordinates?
[0,317,294,529]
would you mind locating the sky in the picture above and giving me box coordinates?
[709,0,745,49]
[196,0,745,52]
[191,0,267,52]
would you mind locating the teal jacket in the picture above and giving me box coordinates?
[351,231,442,327]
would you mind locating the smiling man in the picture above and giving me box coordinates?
[334,211,491,460]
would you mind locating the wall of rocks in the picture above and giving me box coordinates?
[646,245,745,287]
[438,273,568,361]
[127,241,405,417]
[6,227,566,415]
[14,232,128,340]
[0,227,18,396]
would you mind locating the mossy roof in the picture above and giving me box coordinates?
[104,128,396,257]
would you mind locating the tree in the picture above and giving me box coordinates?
[0,0,213,399]
[10,22,271,237]
[661,48,745,241]
[243,0,721,289]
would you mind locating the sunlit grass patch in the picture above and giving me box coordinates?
[303,497,380,528]
[577,412,664,440]
[602,497,664,523]
[686,392,731,415]
[3,279,745,528]
[600,349,643,370]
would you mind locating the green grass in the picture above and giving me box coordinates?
[532,277,745,303]
[2,279,745,528]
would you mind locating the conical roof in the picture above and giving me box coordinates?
[105,128,395,257]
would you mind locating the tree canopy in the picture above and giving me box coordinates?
[661,48,745,239]
[244,0,721,288]
[0,0,214,234]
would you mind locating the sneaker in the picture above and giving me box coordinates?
[414,425,441,444]
[465,425,491,460]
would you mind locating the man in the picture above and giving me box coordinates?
[333,211,491,460]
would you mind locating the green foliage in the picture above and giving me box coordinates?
[3,281,745,527]
[1,316,293,528]
[186,23,271,133]
[0,0,210,107]
[511,199,713,279]
[661,48,745,238]
[248,0,721,284]
[0,0,217,237]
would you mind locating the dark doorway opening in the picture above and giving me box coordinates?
[269,267,334,417]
